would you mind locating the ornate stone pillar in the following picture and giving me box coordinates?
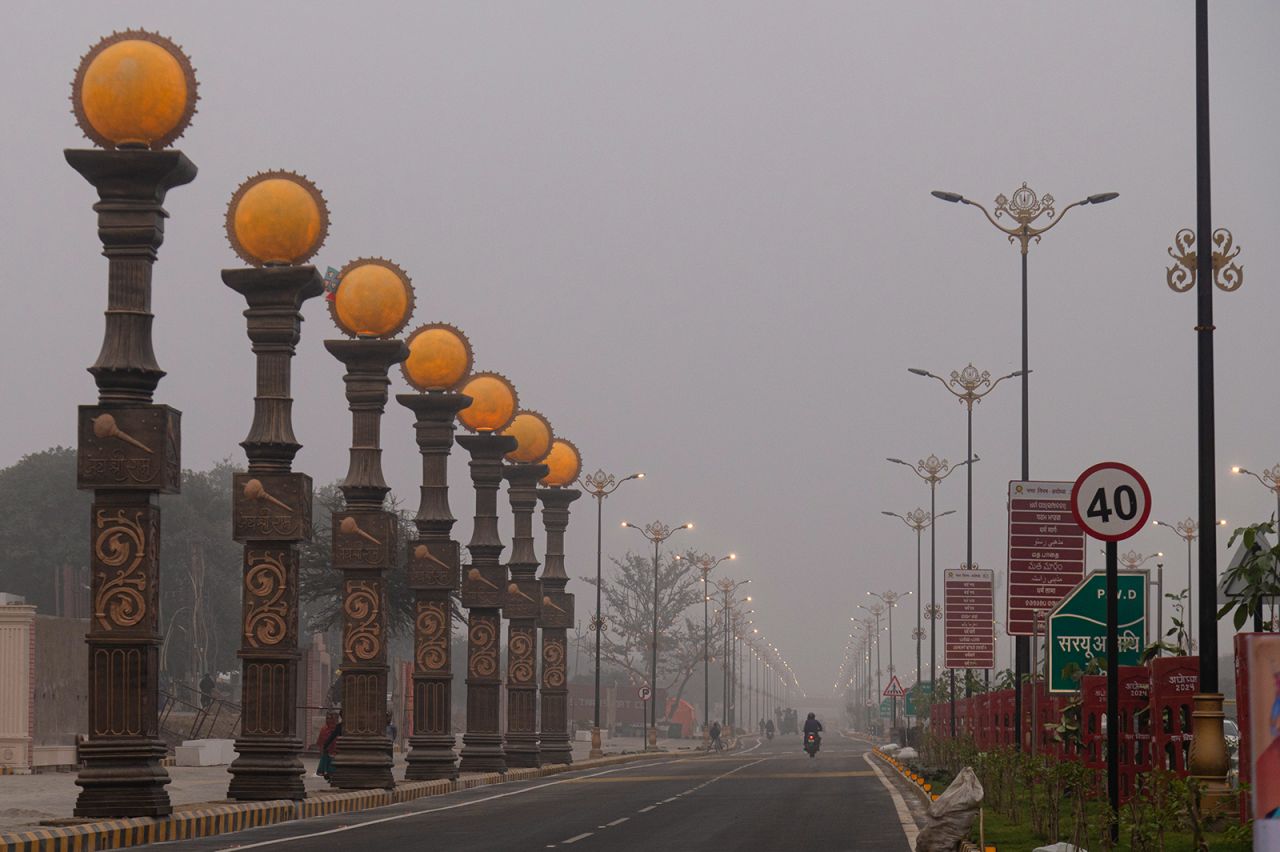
[398,392,469,780]
[537,485,580,765]
[69,146,196,818]
[326,338,407,790]
[224,264,323,800]
[457,433,517,773]
[502,462,549,768]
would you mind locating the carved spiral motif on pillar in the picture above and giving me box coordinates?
[469,619,498,677]
[509,631,535,684]
[415,601,448,671]
[343,581,382,662]
[543,638,566,688]
[93,509,148,630]
[244,552,288,648]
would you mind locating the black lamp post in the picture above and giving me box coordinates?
[931,183,1117,751]
[578,469,642,758]
[622,520,692,750]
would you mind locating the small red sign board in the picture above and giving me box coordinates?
[1007,480,1087,636]
[882,675,905,698]
[944,567,996,669]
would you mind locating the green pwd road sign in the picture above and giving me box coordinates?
[1047,569,1147,693]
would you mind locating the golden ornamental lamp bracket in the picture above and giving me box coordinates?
[1166,227,1243,293]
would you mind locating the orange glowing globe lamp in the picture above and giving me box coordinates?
[331,258,415,338]
[72,31,198,150]
[458,373,518,433]
[402,323,473,392]
[226,171,328,267]
[540,439,582,487]
[503,410,554,463]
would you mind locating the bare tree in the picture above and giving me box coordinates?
[581,548,708,716]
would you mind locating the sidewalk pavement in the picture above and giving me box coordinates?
[0,735,681,833]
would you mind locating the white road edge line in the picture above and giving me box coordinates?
[862,750,920,850]
[213,758,678,849]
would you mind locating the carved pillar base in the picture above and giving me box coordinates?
[1189,692,1232,805]
[405,590,457,781]
[226,735,304,801]
[404,593,458,781]
[503,620,540,768]
[74,738,171,818]
[75,495,173,819]
[459,611,506,773]
[330,665,394,789]
[539,627,571,765]
[329,572,395,791]
[229,616,305,800]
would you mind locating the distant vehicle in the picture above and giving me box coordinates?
[804,732,820,758]
[1224,719,1240,766]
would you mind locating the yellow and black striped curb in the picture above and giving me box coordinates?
[870,747,938,803]
[0,752,660,852]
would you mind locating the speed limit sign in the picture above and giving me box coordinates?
[1070,462,1152,541]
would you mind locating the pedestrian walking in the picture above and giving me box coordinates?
[316,711,341,780]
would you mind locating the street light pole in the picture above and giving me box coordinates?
[883,508,954,706]
[889,455,972,691]
[909,365,1021,696]
[684,553,735,740]
[931,183,1117,751]
[578,470,642,758]
[1153,518,1205,650]
[622,520,692,751]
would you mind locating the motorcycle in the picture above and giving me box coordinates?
[804,732,820,758]
[766,728,774,741]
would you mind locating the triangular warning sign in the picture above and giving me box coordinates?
[883,675,905,698]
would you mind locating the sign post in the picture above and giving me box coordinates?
[1047,571,1148,693]
[945,567,996,670]
[1071,462,1152,844]
[883,675,905,728]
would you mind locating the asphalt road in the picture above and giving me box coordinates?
[166,735,913,851]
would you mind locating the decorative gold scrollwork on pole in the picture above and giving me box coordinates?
[1166,227,1243,293]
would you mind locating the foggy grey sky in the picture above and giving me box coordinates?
[3,2,1279,698]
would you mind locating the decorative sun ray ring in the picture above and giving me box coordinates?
[540,438,582,487]
[502,409,554,464]
[71,30,198,150]
[401,322,474,392]
[329,257,416,339]
[225,171,329,267]
[457,372,519,433]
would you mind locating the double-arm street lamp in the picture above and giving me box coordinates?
[867,591,908,727]
[578,469,642,758]
[887,454,973,689]
[681,553,736,739]
[715,579,750,729]
[883,509,955,698]
[1151,518,1224,650]
[910,366,1020,693]
[622,520,693,750]
[932,183,1117,751]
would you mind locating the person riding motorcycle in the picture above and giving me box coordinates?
[764,719,775,739]
[802,712,823,750]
